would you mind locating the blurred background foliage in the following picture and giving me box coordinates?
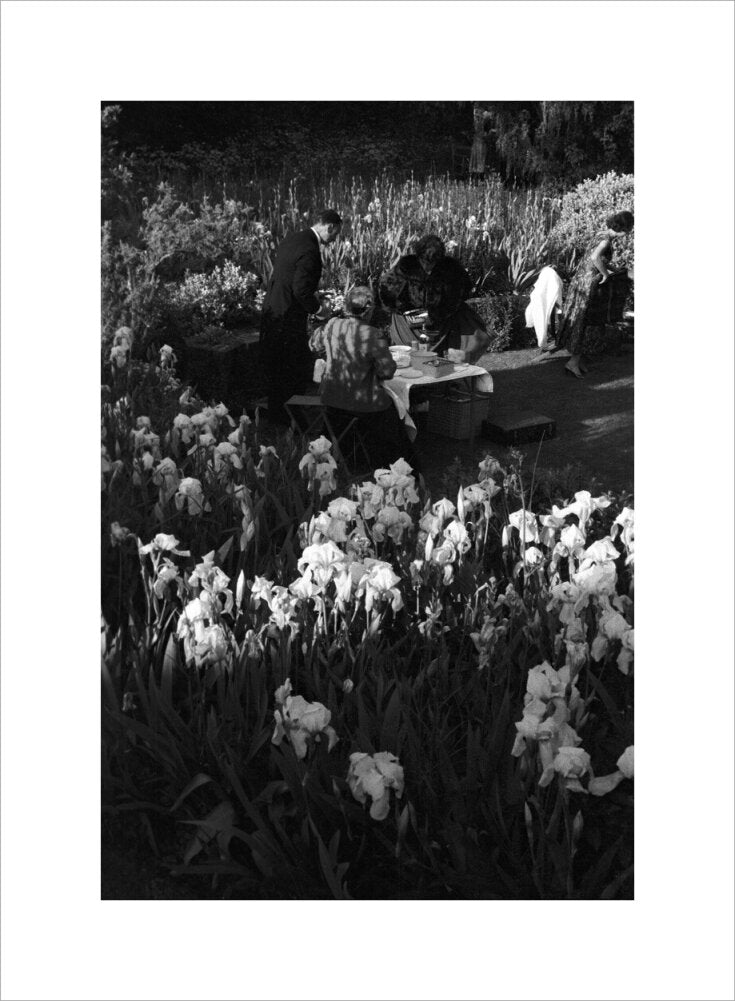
[102,100,633,194]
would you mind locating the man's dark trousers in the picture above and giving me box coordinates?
[259,229,322,424]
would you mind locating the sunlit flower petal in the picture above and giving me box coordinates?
[617,745,634,779]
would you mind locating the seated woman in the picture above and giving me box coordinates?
[309,286,421,472]
[378,234,490,364]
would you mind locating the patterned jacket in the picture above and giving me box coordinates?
[309,316,396,413]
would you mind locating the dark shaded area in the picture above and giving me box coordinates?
[475,101,634,185]
[164,336,633,496]
[103,100,633,186]
[105,101,462,149]
[417,344,634,497]
[103,100,472,177]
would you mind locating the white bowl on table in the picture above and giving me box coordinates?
[389,345,412,369]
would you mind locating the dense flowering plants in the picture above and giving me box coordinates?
[102,165,634,371]
[161,261,263,334]
[102,349,634,899]
[102,172,586,342]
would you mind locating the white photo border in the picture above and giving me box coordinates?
[1,2,733,1000]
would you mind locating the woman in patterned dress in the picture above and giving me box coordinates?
[557,211,634,379]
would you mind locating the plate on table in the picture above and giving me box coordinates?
[453,363,470,371]
[397,367,422,379]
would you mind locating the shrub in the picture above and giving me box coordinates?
[102,184,277,347]
[546,172,634,272]
[101,222,130,343]
[140,184,259,275]
[469,294,533,353]
[156,262,263,337]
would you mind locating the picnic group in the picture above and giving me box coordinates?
[259,208,634,469]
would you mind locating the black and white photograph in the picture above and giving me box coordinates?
[99,98,637,902]
[1,2,733,1000]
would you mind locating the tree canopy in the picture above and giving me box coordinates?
[103,101,632,187]
[475,101,633,185]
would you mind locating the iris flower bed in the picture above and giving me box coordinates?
[102,339,634,899]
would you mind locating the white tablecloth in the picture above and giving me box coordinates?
[384,365,494,440]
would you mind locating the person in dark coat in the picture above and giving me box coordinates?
[259,209,342,423]
[378,234,490,363]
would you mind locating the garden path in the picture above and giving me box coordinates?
[415,344,634,497]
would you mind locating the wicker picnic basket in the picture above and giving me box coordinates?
[426,388,491,439]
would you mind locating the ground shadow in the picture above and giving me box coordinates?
[416,346,634,496]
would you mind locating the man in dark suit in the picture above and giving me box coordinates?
[259,209,342,424]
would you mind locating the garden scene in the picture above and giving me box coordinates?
[101,101,635,900]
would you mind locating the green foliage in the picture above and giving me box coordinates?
[477,102,634,188]
[106,101,472,181]
[102,104,146,246]
[140,185,260,273]
[468,294,533,353]
[102,353,196,451]
[102,171,635,358]
[101,222,129,340]
[106,101,633,191]
[101,179,277,346]
[103,171,569,350]
[547,172,635,273]
[155,262,262,337]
